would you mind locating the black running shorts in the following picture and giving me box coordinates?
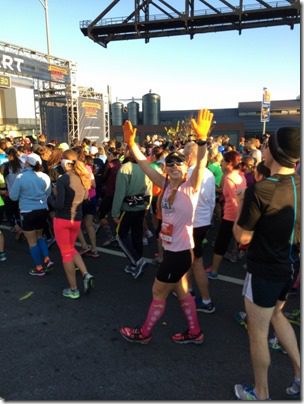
[242,272,292,308]
[20,209,49,231]
[156,249,192,283]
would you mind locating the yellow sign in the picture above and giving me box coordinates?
[263,88,271,104]
[48,65,68,82]
[0,74,11,88]
[81,101,101,109]
[81,101,101,118]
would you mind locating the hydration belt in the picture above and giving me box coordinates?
[124,194,150,207]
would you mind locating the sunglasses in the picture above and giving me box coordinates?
[166,160,184,167]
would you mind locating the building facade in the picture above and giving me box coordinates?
[110,99,300,145]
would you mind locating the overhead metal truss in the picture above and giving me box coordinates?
[80,0,300,47]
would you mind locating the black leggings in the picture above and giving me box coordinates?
[116,210,145,265]
[213,218,234,256]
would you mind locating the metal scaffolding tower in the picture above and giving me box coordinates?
[80,0,300,47]
[66,61,79,145]
[0,41,79,143]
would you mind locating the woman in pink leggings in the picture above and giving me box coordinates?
[48,149,94,299]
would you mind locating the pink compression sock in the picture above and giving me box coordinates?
[292,272,300,289]
[141,298,166,337]
[179,293,201,335]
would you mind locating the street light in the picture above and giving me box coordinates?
[38,0,51,55]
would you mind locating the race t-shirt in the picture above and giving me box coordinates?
[160,178,196,252]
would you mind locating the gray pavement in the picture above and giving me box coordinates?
[0,224,300,401]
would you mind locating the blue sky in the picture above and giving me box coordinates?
[0,0,300,110]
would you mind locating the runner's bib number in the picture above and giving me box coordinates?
[160,222,173,243]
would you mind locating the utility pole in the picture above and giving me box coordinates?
[38,0,51,55]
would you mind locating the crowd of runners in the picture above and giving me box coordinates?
[0,108,300,400]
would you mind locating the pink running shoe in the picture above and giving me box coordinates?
[120,327,152,344]
[171,330,204,344]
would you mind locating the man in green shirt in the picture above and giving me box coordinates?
[112,148,152,279]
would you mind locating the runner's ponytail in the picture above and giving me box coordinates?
[62,150,91,190]
[73,160,91,190]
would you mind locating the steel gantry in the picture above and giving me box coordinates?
[80,0,300,48]
[0,41,79,143]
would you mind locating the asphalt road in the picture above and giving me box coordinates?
[0,223,300,401]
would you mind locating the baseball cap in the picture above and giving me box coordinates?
[26,153,42,167]
[90,146,98,155]
[58,142,69,152]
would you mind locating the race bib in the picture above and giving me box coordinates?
[160,222,173,243]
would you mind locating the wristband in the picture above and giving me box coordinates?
[195,140,207,146]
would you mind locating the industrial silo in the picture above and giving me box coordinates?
[142,92,160,125]
[127,101,139,126]
[111,102,123,126]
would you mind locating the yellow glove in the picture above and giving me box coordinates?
[191,109,214,141]
[123,120,137,147]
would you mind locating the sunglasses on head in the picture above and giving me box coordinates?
[166,160,184,167]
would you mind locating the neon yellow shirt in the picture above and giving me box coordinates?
[0,172,5,206]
